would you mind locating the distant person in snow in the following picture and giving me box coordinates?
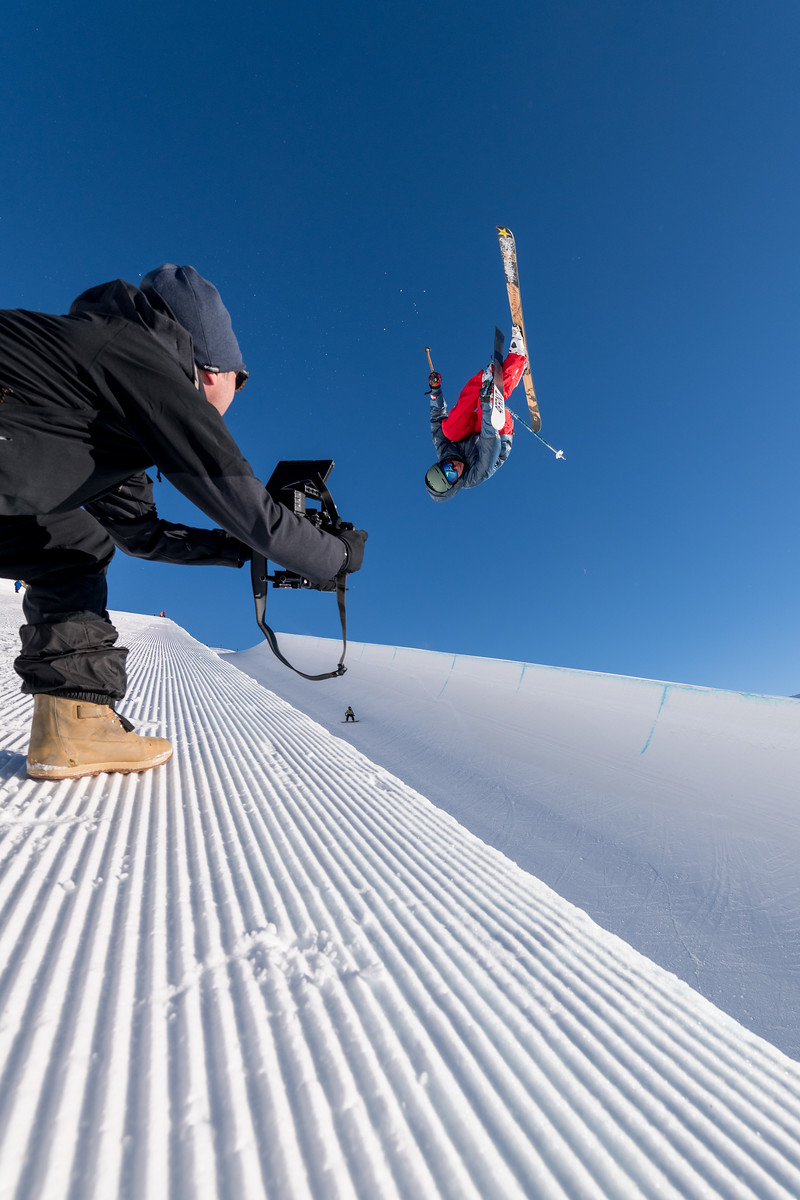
[344,706,356,723]
[424,326,527,501]
[0,265,367,780]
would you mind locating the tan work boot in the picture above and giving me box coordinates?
[27,695,173,780]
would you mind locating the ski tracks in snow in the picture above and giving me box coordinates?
[0,613,799,1199]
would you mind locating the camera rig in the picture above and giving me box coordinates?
[250,459,349,681]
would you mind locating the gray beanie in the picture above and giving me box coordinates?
[140,264,245,373]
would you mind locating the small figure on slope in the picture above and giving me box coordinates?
[344,706,356,723]
[424,327,527,502]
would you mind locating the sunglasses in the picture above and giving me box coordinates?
[442,460,461,484]
[203,365,249,391]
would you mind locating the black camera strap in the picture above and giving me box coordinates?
[250,555,348,681]
[249,460,352,681]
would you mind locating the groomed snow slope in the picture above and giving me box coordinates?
[225,633,800,1061]
[0,588,799,1198]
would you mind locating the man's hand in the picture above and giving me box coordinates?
[428,371,441,390]
[337,526,368,574]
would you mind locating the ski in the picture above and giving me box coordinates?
[496,225,541,432]
[490,325,505,430]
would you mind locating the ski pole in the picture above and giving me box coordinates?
[507,407,565,460]
[424,346,442,394]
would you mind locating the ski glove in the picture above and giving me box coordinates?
[336,526,368,574]
[428,371,441,390]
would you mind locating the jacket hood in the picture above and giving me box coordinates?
[68,279,197,384]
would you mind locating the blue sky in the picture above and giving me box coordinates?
[3,0,800,695]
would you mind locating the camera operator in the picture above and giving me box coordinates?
[0,264,367,779]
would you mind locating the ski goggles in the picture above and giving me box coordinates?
[426,460,463,494]
[425,463,452,494]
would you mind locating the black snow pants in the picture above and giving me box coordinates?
[0,509,127,701]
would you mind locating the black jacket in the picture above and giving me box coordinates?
[84,472,248,568]
[0,280,345,584]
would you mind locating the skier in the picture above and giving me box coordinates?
[424,326,527,501]
[344,706,356,723]
[0,264,368,780]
